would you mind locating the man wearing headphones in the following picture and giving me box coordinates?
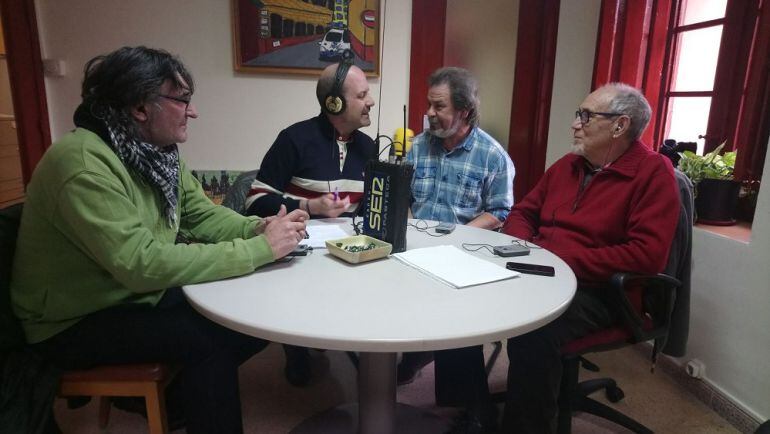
[245,61,376,386]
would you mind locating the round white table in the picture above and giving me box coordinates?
[184,219,576,434]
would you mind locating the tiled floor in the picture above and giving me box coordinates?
[54,343,740,433]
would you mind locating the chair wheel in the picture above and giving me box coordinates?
[606,386,625,403]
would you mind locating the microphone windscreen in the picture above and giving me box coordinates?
[393,128,414,156]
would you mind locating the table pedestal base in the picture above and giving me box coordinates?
[291,352,449,434]
[290,402,449,434]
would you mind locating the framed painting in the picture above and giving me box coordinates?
[232,0,380,76]
[190,170,243,205]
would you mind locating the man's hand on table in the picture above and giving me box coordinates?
[307,193,350,218]
[262,205,309,258]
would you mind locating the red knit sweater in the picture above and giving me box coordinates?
[502,141,680,286]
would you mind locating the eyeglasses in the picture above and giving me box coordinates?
[575,108,624,126]
[159,94,192,111]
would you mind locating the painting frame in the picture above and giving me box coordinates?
[232,0,380,77]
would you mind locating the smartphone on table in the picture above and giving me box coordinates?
[506,262,555,276]
[288,244,310,256]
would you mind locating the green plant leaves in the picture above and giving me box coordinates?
[677,141,736,185]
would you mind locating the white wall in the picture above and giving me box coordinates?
[686,144,770,420]
[32,0,770,423]
[34,0,412,170]
[546,0,600,168]
[444,0,518,148]
[443,0,600,166]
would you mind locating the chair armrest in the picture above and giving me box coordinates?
[609,272,681,343]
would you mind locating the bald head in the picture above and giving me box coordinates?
[596,83,651,140]
[315,62,375,136]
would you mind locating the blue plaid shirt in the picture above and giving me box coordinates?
[405,127,515,224]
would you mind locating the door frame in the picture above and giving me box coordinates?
[0,0,50,184]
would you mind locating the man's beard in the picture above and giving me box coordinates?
[571,142,585,156]
[428,118,461,139]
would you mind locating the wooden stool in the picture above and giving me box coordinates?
[59,363,178,434]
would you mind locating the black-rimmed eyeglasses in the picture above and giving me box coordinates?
[159,94,192,111]
[575,108,623,126]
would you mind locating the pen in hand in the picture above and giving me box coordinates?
[333,187,339,202]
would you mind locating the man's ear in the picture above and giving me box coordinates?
[613,115,631,137]
[131,104,149,123]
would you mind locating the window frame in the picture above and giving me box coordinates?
[660,16,724,151]
[654,0,758,157]
[594,0,768,185]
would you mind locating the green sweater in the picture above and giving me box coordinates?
[10,128,275,343]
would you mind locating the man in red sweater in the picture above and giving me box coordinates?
[498,83,679,433]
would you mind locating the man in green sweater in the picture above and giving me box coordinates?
[10,46,308,433]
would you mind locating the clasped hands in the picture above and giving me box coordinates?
[259,205,309,259]
[306,193,350,218]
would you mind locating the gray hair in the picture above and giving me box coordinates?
[428,67,480,127]
[602,82,651,140]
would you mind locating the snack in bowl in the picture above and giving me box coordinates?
[325,235,392,264]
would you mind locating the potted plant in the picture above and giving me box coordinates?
[678,142,740,225]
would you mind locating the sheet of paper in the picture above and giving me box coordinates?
[392,245,519,288]
[299,224,350,249]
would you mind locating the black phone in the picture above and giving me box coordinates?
[287,245,310,256]
[506,262,555,276]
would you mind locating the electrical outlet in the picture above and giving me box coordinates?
[685,359,706,379]
[43,59,66,77]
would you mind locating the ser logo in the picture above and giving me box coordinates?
[367,175,385,231]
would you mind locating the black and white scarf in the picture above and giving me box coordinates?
[101,109,180,229]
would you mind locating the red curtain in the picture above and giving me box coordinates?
[507,0,561,202]
[408,0,447,133]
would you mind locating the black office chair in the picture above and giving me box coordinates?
[557,169,693,433]
[555,272,681,434]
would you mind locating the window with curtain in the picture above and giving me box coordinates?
[594,0,769,222]
[662,0,727,155]
[654,0,768,176]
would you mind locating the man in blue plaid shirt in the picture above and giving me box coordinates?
[400,67,515,432]
[406,67,515,230]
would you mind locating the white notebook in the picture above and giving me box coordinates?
[393,245,519,288]
[299,224,349,249]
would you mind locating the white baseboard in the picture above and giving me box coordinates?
[633,343,762,433]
